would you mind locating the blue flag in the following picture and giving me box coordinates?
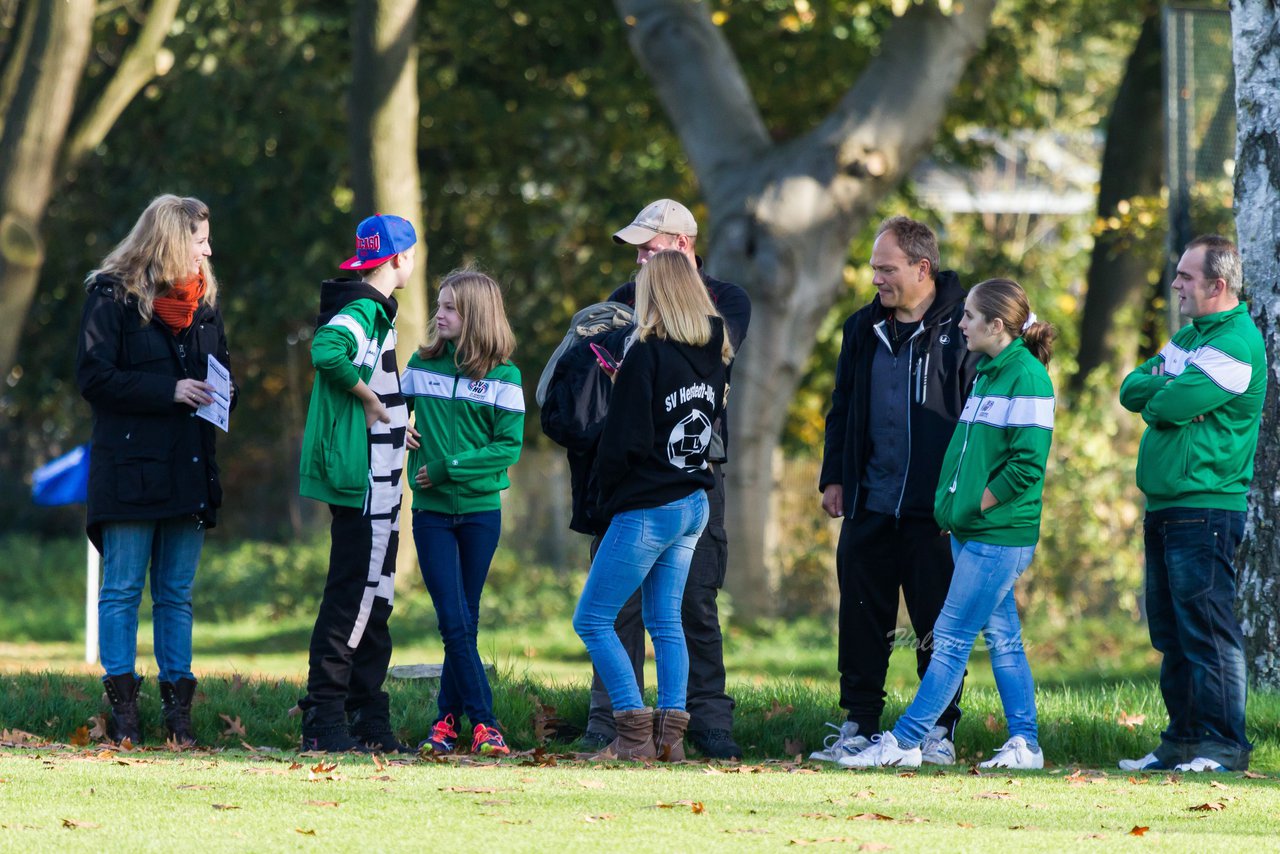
[32,444,90,506]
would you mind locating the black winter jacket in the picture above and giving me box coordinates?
[819,271,977,519]
[76,274,236,549]
[596,318,727,517]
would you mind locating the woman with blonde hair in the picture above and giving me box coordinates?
[573,250,732,761]
[76,194,235,746]
[401,269,524,756]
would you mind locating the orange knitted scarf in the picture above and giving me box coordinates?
[154,272,206,334]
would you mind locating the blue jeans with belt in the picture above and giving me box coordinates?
[893,537,1038,749]
[99,516,205,682]
[1144,507,1251,769]
[412,509,502,727]
[574,491,709,712]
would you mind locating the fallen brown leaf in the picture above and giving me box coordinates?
[789,838,855,846]
[87,716,109,741]
[311,761,338,774]
[976,791,1012,800]
[957,822,975,828]
[295,828,316,836]
[70,726,91,747]
[784,738,806,756]
[1116,711,1146,729]
[441,786,499,793]
[176,784,213,791]
[1240,771,1266,780]
[583,814,615,823]
[211,804,240,811]
[1209,780,1228,790]
[219,714,246,737]
[304,801,340,808]
[1127,776,1148,785]
[983,714,1000,733]
[61,818,100,829]
[764,700,795,721]
[860,844,892,852]
[848,812,895,821]
[801,813,835,820]
[0,729,43,746]
[1129,826,1150,836]
[1189,802,1226,812]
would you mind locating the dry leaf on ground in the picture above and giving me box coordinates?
[1189,802,1226,812]
[1129,826,1150,836]
[848,812,895,821]
[219,714,246,737]
[211,804,240,811]
[304,801,340,808]
[1116,711,1146,729]
[764,700,795,721]
[61,818,100,829]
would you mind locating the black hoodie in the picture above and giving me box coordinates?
[316,277,399,329]
[819,270,980,519]
[595,318,728,517]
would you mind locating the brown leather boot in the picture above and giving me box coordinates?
[589,708,655,761]
[653,709,691,762]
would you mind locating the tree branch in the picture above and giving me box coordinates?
[60,0,180,175]
[612,0,771,203]
[0,0,38,140]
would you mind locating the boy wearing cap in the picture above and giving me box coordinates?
[297,214,419,753]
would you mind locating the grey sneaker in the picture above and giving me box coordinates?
[1174,756,1225,773]
[809,721,870,763]
[921,725,956,765]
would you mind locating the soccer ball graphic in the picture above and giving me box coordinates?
[667,410,713,471]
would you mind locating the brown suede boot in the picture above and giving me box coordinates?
[589,708,655,761]
[653,709,691,762]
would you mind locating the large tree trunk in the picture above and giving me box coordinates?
[349,0,427,356]
[348,0,426,580]
[616,0,998,615]
[0,0,94,386]
[0,0,181,386]
[1231,0,1280,689]
[1071,7,1165,393]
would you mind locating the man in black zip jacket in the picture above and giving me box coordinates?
[815,216,978,765]
[580,199,751,759]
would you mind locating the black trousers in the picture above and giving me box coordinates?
[299,503,397,725]
[837,509,963,737]
[587,467,735,735]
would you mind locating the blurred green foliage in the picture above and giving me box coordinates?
[0,1,1233,619]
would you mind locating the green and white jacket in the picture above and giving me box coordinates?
[1119,302,1266,512]
[401,342,525,515]
[934,338,1055,546]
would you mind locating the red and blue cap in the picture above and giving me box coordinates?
[339,214,417,270]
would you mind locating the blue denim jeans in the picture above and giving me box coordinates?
[574,491,709,712]
[99,516,205,682]
[412,509,502,727]
[893,537,1037,749]
[1144,507,1251,769]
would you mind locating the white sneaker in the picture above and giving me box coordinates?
[809,721,870,763]
[921,725,956,765]
[1118,752,1170,771]
[979,736,1044,770]
[1174,757,1225,773]
[837,731,922,768]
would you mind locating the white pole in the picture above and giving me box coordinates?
[85,538,99,665]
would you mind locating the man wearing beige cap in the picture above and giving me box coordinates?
[579,199,752,759]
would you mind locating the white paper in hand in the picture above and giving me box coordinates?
[197,355,232,432]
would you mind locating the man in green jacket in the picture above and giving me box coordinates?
[1118,235,1266,773]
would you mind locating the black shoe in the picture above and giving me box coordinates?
[350,709,409,753]
[103,673,144,746]
[159,678,198,747]
[689,728,742,760]
[576,730,613,752]
[300,725,374,754]
[301,702,372,753]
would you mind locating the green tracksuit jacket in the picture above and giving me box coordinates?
[401,343,525,515]
[299,283,404,507]
[934,338,1055,546]
[1119,302,1266,512]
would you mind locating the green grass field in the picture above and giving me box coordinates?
[0,747,1276,852]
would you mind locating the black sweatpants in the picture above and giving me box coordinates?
[587,467,735,735]
[837,510,964,737]
[299,502,398,724]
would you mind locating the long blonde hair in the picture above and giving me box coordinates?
[88,194,218,323]
[633,251,733,365]
[419,269,516,379]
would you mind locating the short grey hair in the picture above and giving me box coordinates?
[1187,234,1243,297]
[876,215,940,280]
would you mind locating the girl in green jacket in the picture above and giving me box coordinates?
[401,270,525,756]
[845,278,1056,771]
